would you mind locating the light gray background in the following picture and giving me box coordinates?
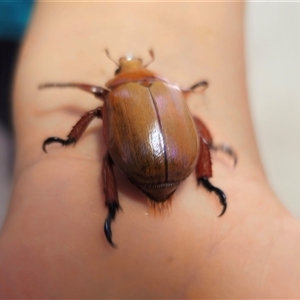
[246,2,300,219]
[1,2,300,230]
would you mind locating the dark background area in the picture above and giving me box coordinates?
[0,1,34,133]
[0,1,34,227]
[0,40,18,134]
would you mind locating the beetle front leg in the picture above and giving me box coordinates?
[196,138,227,217]
[39,83,109,100]
[182,80,209,94]
[43,107,102,152]
[102,154,122,248]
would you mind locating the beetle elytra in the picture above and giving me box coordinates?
[39,50,237,247]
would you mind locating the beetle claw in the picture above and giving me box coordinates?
[197,177,227,217]
[42,137,76,153]
[104,217,118,248]
[104,202,122,248]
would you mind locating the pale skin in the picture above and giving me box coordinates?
[0,2,300,298]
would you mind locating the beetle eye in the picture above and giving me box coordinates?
[115,67,121,75]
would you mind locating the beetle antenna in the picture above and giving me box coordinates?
[144,49,155,67]
[105,49,119,67]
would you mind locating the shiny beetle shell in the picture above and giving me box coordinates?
[102,80,199,201]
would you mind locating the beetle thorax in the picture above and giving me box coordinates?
[118,57,143,73]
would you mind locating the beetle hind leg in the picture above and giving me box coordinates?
[103,154,122,248]
[104,202,122,248]
[193,116,237,166]
[43,107,102,152]
[196,132,227,216]
[197,177,227,217]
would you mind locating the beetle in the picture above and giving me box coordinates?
[39,50,237,247]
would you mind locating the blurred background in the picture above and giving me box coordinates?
[0,2,300,230]
[0,0,34,228]
[246,2,300,219]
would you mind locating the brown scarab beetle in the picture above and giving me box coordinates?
[39,50,237,247]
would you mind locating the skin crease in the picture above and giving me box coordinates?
[1,1,300,298]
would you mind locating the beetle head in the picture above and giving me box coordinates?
[115,57,143,75]
[105,49,154,75]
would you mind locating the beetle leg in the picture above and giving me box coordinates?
[193,116,237,166]
[182,80,208,94]
[193,117,227,216]
[193,116,213,144]
[102,154,121,248]
[43,107,102,152]
[209,143,237,166]
[39,83,109,100]
[198,176,227,217]
[196,138,227,217]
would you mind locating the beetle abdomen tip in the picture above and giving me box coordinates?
[147,198,172,216]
